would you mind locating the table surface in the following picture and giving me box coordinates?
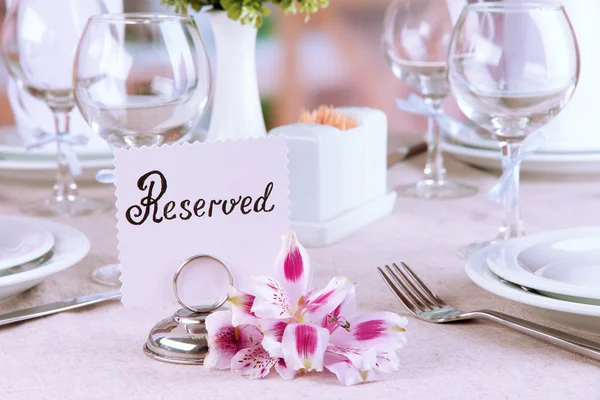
[0,154,599,400]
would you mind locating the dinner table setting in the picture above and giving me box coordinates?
[1,0,599,399]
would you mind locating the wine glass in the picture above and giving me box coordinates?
[448,2,579,255]
[1,0,108,216]
[74,13,211,286]
[382,0,477,199]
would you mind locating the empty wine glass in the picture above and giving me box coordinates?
[74,13,211,286]
[448,2,579,255]
[1,0,108,216]
[383,0,477,199]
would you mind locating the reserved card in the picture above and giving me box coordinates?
[114,136,290,308]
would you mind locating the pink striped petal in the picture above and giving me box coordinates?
[274,232,312,305]
[274,358,297,380]
[257,319,289,358]
[228,288,257,327]
[231,345,277,379]
[301,277,354,323]
[204,311,263,370]
[249,276,294,319]
[330,312,408,352]
[281,323,329,372]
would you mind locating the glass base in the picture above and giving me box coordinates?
[458,225,527,259]
[21,195,108,217]
[91,264,121,287]
[457,239,497,259]
[396,180,478,200]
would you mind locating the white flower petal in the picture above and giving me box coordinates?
[249,275,294,320]
[274,358,297,380]
[231,345,277,379]
[326,344,377,371]
[204,311,263,370]
[257,319,289,358]
[374,351,401,374]
[324,357,367,386]
[273,232,312,305]
[205,310,234,337]
[281,323,329,372]
[331,312,408,352]
[228,288,257,327]
[302,277,354,324]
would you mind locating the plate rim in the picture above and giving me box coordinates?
[0,217,90,287]
[0,217,55,271]
[466,247,600,317]
[442,141,600,162]
[446,132,600,155]
[486,227,600,300]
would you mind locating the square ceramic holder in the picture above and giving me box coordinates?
[270,107,396,247]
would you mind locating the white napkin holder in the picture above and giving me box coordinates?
[270,107,396,247]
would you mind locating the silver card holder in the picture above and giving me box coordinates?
[143,255,234,365]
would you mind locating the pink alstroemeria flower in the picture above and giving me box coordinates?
[204,310,276,378]
[204,231,408,385]
[322,286,409,385]
[229,232,353,376]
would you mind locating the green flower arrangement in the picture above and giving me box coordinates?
[162,0,329,28]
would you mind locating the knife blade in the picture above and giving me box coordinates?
[0,290,122,327]
[387,141,428,168]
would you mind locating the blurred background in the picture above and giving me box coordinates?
[0,0,429,136]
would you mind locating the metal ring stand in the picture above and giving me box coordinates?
[144,254,234,365]
[172,254,234,313]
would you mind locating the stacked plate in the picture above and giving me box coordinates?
[0,125,113,182]
[466,227,600,335]
[0,216,89,302]
[442,129,600,176]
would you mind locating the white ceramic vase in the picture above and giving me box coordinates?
[206,11,267,142]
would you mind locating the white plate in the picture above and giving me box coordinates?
[447,130,600,154]
[466,247,600,335]
[0,125,112,158]
[487,227,600,301]
[443,141,600,176]
[0,157,113,182]
[0,217,54,270]
[0,218,90,301]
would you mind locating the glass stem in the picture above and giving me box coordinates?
[499,141,524,240]
[423,98,446,184]
[52,110,79,201]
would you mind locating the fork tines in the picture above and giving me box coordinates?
[378,262,447,316]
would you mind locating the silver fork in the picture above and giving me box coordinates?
[378,262,600,362]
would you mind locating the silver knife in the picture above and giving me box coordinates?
[0,291,122,327]
[387,141,428,168]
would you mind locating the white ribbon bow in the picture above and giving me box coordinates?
[488,129,548,206]
[26,131,89,177]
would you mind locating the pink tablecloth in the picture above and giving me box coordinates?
[0,154,599,399]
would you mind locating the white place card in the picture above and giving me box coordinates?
[114,136,290,308]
